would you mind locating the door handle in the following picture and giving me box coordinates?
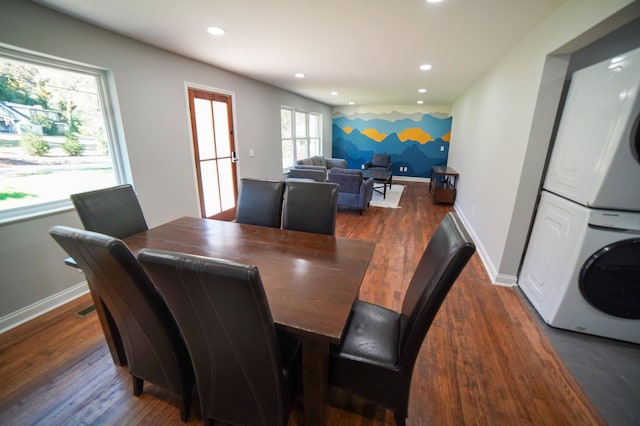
[232,151,239,163]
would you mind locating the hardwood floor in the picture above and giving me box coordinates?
[0,182,604,425]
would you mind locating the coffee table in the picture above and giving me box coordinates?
[362,168,393,198]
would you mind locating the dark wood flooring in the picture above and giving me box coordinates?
[0,182,604,425]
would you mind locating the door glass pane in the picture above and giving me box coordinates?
[281,108,292,138]
[212,100,230,158]
[200,160,221,216]
[295,111,306,138]
[194,99,215,159]
[218,158,234,210]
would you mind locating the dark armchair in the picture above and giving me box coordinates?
[49,226,195,421]
[328,212,475,425]
[138,249,300,426]
[365,153,392,172]
[327,168,374,214]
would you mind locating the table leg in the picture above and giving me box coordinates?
[302,338,329,426]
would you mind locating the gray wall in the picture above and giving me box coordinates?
[0,0,331,329]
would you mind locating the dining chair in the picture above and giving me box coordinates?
[49,226,194,422]
[328,212,475,426]
[282,180,339,235]
[235,178,285,228]
[70,184,148,238]
[69,184,148,366]
[138,249,301,426]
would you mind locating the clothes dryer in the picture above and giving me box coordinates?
[519,191,640,344]
[544,46,640,211]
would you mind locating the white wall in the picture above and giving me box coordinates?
[0,0,331,329]
[449,0,637,284]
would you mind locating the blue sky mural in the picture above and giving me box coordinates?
[332,111,452,178]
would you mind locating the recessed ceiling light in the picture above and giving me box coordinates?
[207,26,225,36]
[420,64,432,71]
[426,0,445,3]
[348,102,355,105]
[418,88,427,93]
[294,73,306,78]
[330,91,338,96]
[417,100,424,104]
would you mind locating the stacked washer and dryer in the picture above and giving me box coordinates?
[518,47,640,344]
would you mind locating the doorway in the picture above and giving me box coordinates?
[187,88,237,220]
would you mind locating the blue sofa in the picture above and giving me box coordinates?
[327,168,374,214]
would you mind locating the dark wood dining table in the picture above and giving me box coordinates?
[124,216,375,425]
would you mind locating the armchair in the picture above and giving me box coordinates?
[328,168,374,214]
[365,153,392,172]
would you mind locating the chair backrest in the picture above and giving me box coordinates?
[398,212,475,371]
[235,178,285,228]
[282,180,339,235]
[370,153,390,168]
[138,249,289,426]
[49,226,193,396]
[328,168,363,194]
[71,184,148,238]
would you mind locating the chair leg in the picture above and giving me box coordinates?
[180,393,192,422]
[394,412,406,426]
[132,376,143,396]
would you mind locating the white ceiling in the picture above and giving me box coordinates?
[35,0,565,106]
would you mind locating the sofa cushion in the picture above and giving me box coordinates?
[310,156,327,167]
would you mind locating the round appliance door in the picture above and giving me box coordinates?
[579,238,640,319]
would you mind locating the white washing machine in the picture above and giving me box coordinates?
[519,191,640,344]
[544,45,640,211]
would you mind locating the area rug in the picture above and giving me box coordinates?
[370,185,404,208]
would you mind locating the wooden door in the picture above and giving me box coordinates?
[187,88,237,220]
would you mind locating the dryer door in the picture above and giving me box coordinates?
[579,238,640,319]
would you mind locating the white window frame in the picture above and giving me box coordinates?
[281,106,322,172]
[0,44,130,224]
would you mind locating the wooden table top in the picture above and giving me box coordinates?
[125,216,375,343]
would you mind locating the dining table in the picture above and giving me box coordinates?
[124,216,375,425]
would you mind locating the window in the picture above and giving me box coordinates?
[281,107,321,171]
[0,46,128,223]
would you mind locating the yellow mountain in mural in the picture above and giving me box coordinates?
[362,128,387,142]
[343,126,353,134]
[441,131,451,142]
[398,128,433,144]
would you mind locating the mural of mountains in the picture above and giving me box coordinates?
[332,112,452,178]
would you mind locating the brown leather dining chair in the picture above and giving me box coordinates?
[282,180,339,235]
[69,184,149,366]
[49,226,195,422]
[328,212,475,425]
[138,249,301,426]
[235,178,285,228]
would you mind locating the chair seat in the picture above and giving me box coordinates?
[335,300,400,367]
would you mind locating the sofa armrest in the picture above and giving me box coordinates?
[361,177,374,205]
[326,158,347,169]
[288,167,326,182]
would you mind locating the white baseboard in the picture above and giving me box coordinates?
[393,176,429,183]
[0,281,89,334]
